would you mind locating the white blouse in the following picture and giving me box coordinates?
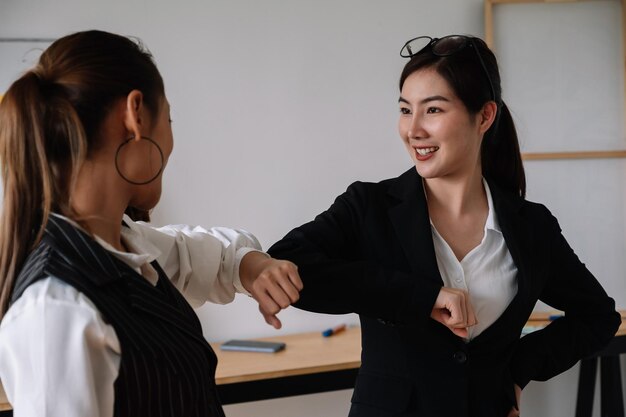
[430,180,518,341]
[0,214,263,417]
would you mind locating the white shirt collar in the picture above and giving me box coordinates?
[483,179,501,234]
[50,213,162,285]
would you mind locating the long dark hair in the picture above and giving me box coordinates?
[0,30,164,318]
[399,36,526,198]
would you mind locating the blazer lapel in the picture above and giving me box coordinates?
[387,168,443,286]
[466,182,536,348]
[488,181,530,301]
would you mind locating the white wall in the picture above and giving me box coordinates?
[1,1,624,416]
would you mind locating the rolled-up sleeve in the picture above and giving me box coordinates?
[128,220,264,307]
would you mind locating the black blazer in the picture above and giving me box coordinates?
[268,168,620,417]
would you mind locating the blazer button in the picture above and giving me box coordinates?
[453,351,467,364]
[376,318,396,326]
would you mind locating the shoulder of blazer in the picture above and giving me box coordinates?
[37,215,127,286]
[11,216,135,304]
[486,178,559,232]
[386,168,423,201]
[48,216,127,280]
[342,168,422,204]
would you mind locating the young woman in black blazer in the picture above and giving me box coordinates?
[0,30,302,417]
[268,35,620,417]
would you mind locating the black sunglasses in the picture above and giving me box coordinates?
[400,35,497,103]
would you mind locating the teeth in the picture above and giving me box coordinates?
[416,147,438,156]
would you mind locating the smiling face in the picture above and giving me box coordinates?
[398,69,485,181]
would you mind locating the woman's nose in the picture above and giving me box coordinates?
[408,115,427,139]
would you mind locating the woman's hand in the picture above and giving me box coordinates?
[430,287,477,338]
[239,252,303,329]
[507,384,522,416]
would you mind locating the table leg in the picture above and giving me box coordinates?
[600,355,624,417]
[576,357,598,417]
[218,368,358,405]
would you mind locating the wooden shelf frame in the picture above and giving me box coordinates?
[523,150,626,160]
[485,0,626,160]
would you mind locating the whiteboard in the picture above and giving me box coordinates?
[0,40,51,92]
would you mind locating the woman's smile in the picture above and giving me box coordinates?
[415,146,440,159]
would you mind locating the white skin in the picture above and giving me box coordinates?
[70,89,302,329]
[398,69,521,415]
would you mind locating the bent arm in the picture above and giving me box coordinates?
[268,182,441,324]
[127,217,264,307]
[510,211,620,388]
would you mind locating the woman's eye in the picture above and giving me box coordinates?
[426,107,441,114]
[399,107,411,115]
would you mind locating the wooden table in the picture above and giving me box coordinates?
[0,388,6,413]
[0,327,362,411]
[0,313,624,412]
[212,326,361,404]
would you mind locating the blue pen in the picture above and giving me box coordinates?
[322,324,346,337]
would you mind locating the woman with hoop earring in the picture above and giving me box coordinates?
[0,30,302,417]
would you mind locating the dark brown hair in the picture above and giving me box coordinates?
[399,36,526,198]
[0,30,164,317]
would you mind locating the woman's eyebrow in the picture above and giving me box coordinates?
[398,95,450,105]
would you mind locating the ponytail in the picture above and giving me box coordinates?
[0,71,88,318]
[481,102,526,198]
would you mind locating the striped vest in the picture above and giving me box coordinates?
[11,216,225,417]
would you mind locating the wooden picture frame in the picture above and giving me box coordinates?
[484,0,626,160]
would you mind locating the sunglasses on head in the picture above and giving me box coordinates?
[400,35,496,103]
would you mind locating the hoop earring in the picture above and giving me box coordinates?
[115,136,164,185]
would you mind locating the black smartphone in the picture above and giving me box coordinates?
[220,339,286,353]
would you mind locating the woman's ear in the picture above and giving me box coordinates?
[124,90,146,141]
[478,101,498,135]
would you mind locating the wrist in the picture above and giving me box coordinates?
[239,251,271,291]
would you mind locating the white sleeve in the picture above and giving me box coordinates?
[0,277,120,417]
[126,217,266,307]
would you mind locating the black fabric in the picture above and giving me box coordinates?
[268,167,621,417]
[12,215,225,417]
